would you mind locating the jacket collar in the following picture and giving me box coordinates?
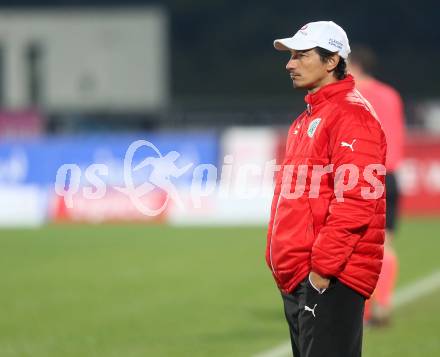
[304,74,355,107]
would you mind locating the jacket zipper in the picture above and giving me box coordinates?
[269,104,312,280]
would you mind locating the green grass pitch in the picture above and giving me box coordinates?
[0,217,439,356]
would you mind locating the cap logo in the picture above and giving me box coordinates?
[298,24,309,36]
[328,38,343,50]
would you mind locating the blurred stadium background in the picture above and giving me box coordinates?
[0,1,439,356]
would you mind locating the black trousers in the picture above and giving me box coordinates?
[385,172,400,232]
[281,276,365,357]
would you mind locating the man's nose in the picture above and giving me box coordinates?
[286,58,297,71]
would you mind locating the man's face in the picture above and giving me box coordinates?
[286,48,334,92]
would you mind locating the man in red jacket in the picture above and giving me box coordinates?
[268,21,387,356]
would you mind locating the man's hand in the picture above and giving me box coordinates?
[309,271,330,290]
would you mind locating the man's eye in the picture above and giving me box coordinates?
[291,53,305,60]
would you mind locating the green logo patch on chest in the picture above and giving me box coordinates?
[307,118,321,138]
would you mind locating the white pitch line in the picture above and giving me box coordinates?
[253,270,440,357]
[392,270,440,307]
[253,342,292,357]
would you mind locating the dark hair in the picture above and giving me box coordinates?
[314,47,347,80]
[348,44,377,75]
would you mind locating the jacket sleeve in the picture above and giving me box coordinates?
[266,168,282,266]
[311,109,387,278]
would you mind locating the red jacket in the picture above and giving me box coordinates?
[266,75,387,298]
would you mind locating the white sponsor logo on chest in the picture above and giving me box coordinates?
[307,118,321,138]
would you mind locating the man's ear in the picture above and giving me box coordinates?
[326,54,340,73]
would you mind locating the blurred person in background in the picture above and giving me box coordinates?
[348,45,405,326]
[267,21,387,356]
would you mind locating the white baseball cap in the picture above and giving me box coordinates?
[274,21,351,59]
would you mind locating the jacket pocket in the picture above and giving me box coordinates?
[308,197,331,237]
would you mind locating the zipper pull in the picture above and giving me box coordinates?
[307,104,312,116]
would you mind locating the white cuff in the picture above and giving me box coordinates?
[308,272,326,294]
